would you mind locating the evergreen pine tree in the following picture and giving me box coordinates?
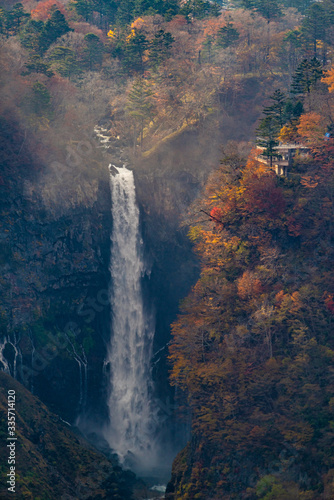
[263,89,287,128]
[301,2,327,58]
[29,81,52,117]
[39,9,71,53]
[48,47,82,79]
[74,0,94,22]
[19,19,44,53]
[83,33,104,71]
[291,58,323,95]
[122,30,148,73]
[5,3,29,36]
[23,55,54,77]
[149,29,174,68]
[202,34,214,62]
[126,78,154,148]
[216,22,239,48]
[256,116,280,167]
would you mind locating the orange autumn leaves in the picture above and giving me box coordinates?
[207,153,286,227]
[31,0,66,21]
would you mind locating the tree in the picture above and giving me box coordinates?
[216,22,239,49]
[23,55,54,77]
[83,33,104,70]
[296,112,326,143]
[2,3,29,36]
[179,0,214,19]
[263,89,287,128]
[48,46,82,79]
[322,67,334,93]
[243,0,282,60]
[122,29,148,73]
[39,9,72,53]
[148,29,174,68]
[283,98,304,123]
[19,19,45,52]
[202,34,214,62]
[241,0,282,22]
[301,2,328,59]
[291,58,323,97]
[278,124,298,143]
[31,0,66,21]
[29,81,52,117]
[256,116,280,167]
[168,138,334,498]
[126,78,155,148]
[254,0,282,23]
[73,0,94,22]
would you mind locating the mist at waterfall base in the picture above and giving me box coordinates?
[102,164,178,479]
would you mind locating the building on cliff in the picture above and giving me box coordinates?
[256,142,309,176]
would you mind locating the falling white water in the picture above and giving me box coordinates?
[0,338,10,373]
[66,336,88,412]
[0,337,20,378]
[105,164,157,470]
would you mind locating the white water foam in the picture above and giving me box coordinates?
[104,165,158,472]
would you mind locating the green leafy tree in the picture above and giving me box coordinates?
[122,30,148,73]
[149,29,174,68]
[202,34,214,62]
[23,55,54,77]
[114,0,135,25]
[163,0,179,20]
[283,98,304,124]
[126,78,154,148]
[4,3,29,36]
[180,0,215,19]
[48,46,82,79]
[29,81,52,117]
[256,115,280,167]
[19,19,45,53]
[263,89,287,128]
[291,57,323,95]
[242,0,282,22]
[39,9,71,53]
[216,22,239,48]
[301,2,328,59]
[284,0,313,14]
[83,33,104,70]
[73,0,94,22]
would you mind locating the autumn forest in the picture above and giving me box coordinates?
[1,0,334,497]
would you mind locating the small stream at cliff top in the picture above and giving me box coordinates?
[104,164,160,475]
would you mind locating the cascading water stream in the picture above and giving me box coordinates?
[105,164,157,471]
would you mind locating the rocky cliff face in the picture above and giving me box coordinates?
[0,114,201,436]
[0,117,112,423]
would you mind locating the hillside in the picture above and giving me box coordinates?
[167,81,334,498]
[0,372,151,499]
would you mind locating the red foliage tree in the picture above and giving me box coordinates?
[31,0,66,21]
[242,174,286,218]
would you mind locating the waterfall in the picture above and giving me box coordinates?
[66,336,88,412]
[105,164,157,471]
[0,336,20,378]
[0,338,10,373]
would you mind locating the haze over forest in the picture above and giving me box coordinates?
[1,0,334,498]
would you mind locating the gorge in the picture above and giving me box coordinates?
[1,0,334,498]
